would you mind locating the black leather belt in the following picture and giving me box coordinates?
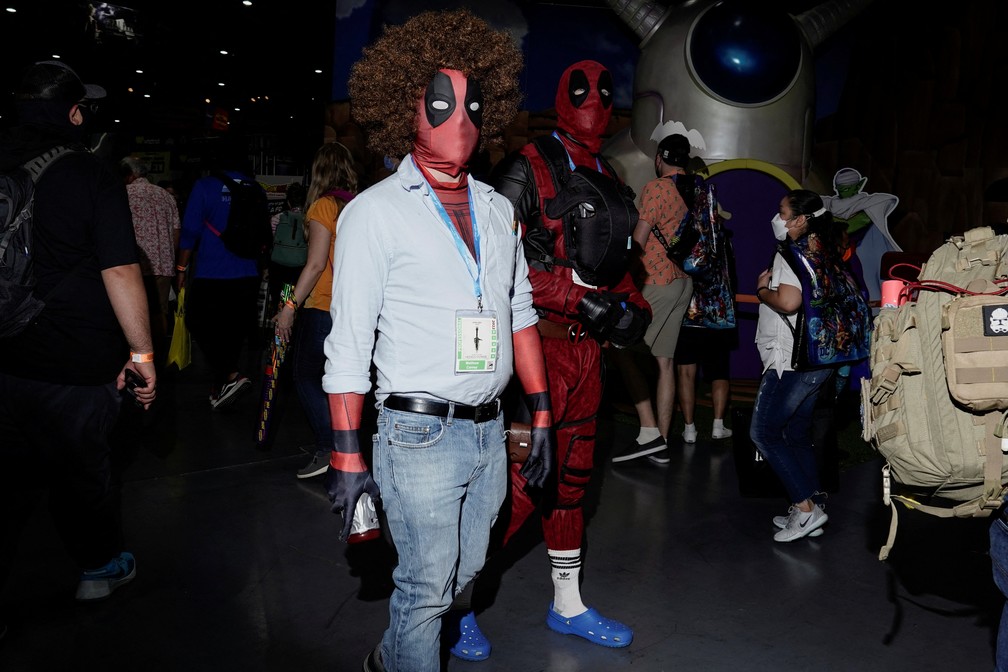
[384,395,501,424]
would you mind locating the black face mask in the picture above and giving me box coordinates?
[15,98,90,141]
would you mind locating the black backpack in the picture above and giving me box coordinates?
[210,171,272,262]
[0,146,76,338]
[532,135,638,288]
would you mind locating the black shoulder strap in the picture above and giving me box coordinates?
[671,173,697,214]
[773,241,804,338]
[651,222,673,252]
[213,170,255,191]
[530,134,571,195]
[23,145,76,183]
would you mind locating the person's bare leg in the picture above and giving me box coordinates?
[654,356,676,439]
[677,363,697,425]
[615,348,658,428]
[711,378,730,420]
[677,363,697,443]
[711,378,732,439]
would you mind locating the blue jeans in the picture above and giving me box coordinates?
[750,368,832,504]
[373,404,507,672]
[291,308,332,456]
[991,516,1008,672]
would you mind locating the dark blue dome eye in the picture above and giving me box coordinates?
[688,1,802,105]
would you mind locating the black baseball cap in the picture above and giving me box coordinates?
[657,133,691,166]
[15,60,106,103]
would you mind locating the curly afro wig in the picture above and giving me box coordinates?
[348,8,523,161]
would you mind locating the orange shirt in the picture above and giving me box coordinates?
[638,175,689,285]
[303,195,341,311]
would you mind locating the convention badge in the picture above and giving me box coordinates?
[456,310,499,373]
[571,269,597,289]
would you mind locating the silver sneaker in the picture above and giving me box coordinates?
[773,504,827,542]
[773,507,824,537]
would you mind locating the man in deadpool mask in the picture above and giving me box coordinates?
[324,10,553,672]
[446,60,647,659]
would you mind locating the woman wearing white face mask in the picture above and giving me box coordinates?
[751,189,840,542]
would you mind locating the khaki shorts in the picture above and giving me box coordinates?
[642,278,693,359]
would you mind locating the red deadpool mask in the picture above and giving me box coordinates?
[555,60,613,154]
[413,68,483,179]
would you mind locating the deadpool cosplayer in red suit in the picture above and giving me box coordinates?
[451,61,649,659]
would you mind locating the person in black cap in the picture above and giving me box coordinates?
[0,61,155,610]
[611,133,697,463]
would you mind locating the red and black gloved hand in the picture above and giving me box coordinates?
[513,325,555,488]
[324,392,381,541]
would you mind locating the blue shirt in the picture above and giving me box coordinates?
[322,156,537,405]
[179,171,260,279]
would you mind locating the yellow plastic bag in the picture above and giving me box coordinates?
[166,287,192,370]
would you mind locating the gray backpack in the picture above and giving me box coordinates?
[861,226,1008,560]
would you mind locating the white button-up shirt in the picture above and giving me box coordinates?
[323,155,537,405]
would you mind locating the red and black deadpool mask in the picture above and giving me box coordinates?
[413,68,483,180]
[555,60,613,154]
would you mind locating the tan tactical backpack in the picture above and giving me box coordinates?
[861,226,1008,560]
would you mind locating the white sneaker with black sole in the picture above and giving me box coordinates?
[773,504,827,542]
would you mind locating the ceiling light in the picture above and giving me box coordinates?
[205,98,210,104]
[250,97,255,102]
[127,87,134,93]
[218,82,225,87]
[314,69,322,74]
[234,107,241,111]
[5,8,16,13]
[52,54,60,59]
[220,50,228,55]
[136,69,143,74]
[143,94,151,98]
[114,119,120,123]
[242,0,252,5]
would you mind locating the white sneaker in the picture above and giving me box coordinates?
[773,507,824,537]
[773,504,827,542]
[711,426,733,440]
[682,426,697,444]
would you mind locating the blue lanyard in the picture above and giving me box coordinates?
[414,157,483,309]
[552,131,603,173]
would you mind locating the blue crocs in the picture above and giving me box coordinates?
[545,603,633,648]
[449,611,491,661]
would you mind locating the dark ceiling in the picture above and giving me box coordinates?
[0,0,337,145]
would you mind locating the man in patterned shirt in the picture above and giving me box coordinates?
[121,156,179,367]
[612,134,695,464]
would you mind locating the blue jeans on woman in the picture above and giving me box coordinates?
[292,308,332,457]
[750,368,832,504]
[991,514,1008,671]
[372,404,507,672]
